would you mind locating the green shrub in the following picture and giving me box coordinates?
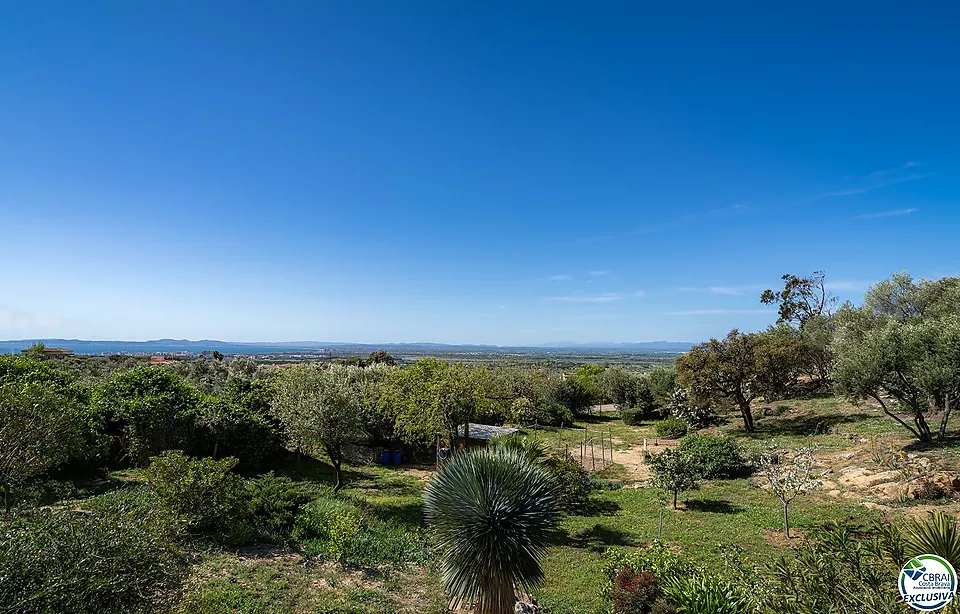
[0,380,107,512]
[654,416,688,439]
[544,452,593,512]
[669,388,715,428]
[602,542,695,586]
[602,544,749,614]
[196,396,284,473]
[244,472,312,539]
[145,450,245,534]
[93,367,200,465]
[677,435,744,479]
[293,496,363,562]
[513,397,574,427]
[621,407,646,426]
[661,575,750,614]
[0,491,187,614]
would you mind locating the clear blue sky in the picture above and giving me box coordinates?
[2,2,958,345]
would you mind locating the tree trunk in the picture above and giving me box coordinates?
[870,393,922,441]
[915,410,933,443]
[673,489,678,510]
[332,459,343,492]
[464,421,471,452]
[782,502,790,538]
[939,397,954,442]
[475,571,514,614]
[327,444,344,492]
[738,398,755,432]
[212,441,219,460]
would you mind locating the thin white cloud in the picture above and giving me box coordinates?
[853,208,918,220]
[630,204,749,236]
[550,293,621,303]
[548,274,572,282]
[662,309,775,316]
[631,290,646,297]
[588,270,610,276]
[800,163,934,202]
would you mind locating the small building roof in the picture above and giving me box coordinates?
[456,423,519,441]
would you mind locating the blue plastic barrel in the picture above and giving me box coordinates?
[379,450,390,465]
[391,450,402,465]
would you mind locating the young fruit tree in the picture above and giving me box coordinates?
[648,447,700,510]
[757,445,822,538]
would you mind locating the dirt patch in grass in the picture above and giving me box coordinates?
[761,528,806,548]
[611,439,678,482]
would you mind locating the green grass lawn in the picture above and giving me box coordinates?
[533,479,872,613]
[124,394,960,614]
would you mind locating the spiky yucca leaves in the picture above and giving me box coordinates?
[904,511,960,566]
[424,448,560,614]
[488,432,550,464]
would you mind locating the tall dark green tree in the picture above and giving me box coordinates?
[93,367,200,465]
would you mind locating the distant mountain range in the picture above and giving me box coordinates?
[0,338,694,355]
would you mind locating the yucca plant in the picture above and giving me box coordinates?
[488,432,550,464]
[903,511,960,566]
[424,448,559,614]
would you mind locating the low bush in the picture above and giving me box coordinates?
[612,566,661,614]
[602,544,751,614]
[654,416,688,439]
[0,491,188,614]
[513,397,574,427]
[244,472,313,539]
[196,396,284,473]
[661,575,749,614]
[677,435,745,479]
[544,452,593,512]
[293,496,363,562]
[145,450,245,534]
[621,407,646,426]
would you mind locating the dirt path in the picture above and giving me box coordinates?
[610,439,678,482]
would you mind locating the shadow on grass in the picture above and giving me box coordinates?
[903,433,960,452]
[566,522,637,552]
[274,453,368,489]
[579,497,622,516]
[684,498,742,514]
[367,499,425,529]
[740,412,875,438]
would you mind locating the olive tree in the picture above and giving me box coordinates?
[833,312,960,443]
[676,330,802,432]
[272,364,364,491]
[0,381,100,513]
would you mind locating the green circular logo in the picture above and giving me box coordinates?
[899,554,957,611]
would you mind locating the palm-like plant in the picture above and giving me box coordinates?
[488,432,550,464]
[424,448,559,614]
[903,511,960,566]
